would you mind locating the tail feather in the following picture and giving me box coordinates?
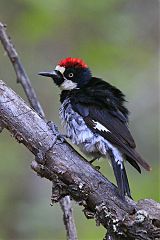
[110,156,131,198]
[122,166,131,198]
[125,155,141,173]
[125,148,151,172]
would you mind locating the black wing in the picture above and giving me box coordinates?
[72,102,150,172]
[70,78,151,172]
[75,102,135,148]
[73,77,130,123]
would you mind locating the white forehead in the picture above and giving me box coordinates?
[55,65,65,74]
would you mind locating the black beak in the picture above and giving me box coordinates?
[38,70,62,80]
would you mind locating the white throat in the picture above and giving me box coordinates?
[60,79,77,90]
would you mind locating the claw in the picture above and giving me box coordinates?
[47,121,59,133]
[89,157,97,164]
[55,133,66,144]
[47,120,68,145]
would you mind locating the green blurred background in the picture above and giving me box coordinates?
[0,0,159,239]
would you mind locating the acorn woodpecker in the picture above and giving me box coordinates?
[39,57,151,198]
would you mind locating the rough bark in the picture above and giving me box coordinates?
[0,80,159,240]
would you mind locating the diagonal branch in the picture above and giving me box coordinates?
[0,80,159,240]
[0,22,77,240]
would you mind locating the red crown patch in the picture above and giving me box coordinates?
[58,57,88,68]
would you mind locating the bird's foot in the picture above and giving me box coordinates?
[34,121,67,166]
[47,121,68,144]
[89,154,101,164]
[89,157,98,164]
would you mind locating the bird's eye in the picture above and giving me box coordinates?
[68,72,74,78]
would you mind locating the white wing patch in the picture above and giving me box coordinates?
[93,120,110,133]
[55,65,65,74]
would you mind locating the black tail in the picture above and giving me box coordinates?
[110,154,131,198]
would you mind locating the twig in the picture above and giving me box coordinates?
[0,22,77,240]
[0,23,44,119]
[60,197,78,240]
[0,80,159,239]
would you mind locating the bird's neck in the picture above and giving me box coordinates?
[60,89,79,103]
[59,77,102,103]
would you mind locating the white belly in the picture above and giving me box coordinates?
[59,99,123,165]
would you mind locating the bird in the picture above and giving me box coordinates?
[39,57,151,198]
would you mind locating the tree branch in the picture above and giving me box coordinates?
[0,22,44,118]
[60,196,78,240]
[0,22,77,240]
[0,80,159,240]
